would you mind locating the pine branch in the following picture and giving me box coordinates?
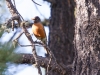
[16,53,67,75]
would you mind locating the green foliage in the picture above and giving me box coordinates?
[0,30,20,75]
[0,24,11,37]
[0,1,21,74]
[0,42,16,75]
[0,28,4,37]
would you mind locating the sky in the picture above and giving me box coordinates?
[0,0,50,23]
[11,0,50,21]
[0,0,50,75]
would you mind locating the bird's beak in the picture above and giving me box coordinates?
[32,18,35,20]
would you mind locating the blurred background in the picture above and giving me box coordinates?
[0,0,50,75]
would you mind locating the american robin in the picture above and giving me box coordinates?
[32,16,49,57]
[32,16,47,45]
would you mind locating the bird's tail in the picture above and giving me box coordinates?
[41,37,49,57]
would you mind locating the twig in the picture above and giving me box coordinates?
[12,32,24,48]
[6,0,22,26]
[17,43,42,47]
[21,22,42,75]
[34,4,45,18]
[12,0,24,21]
[31,0,42,6]
[5,16,20,26]
[46,55,52,75]
[11,20,15,31]
[8,29,18,42]
[13,0,16,8]
[16,32,24,40]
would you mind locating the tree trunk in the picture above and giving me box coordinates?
[73,0,100,75]
[48,0,100,75]
[48,0,75,75]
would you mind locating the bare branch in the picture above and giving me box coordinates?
[17,43,42,47]
[5,16,20,25]
[11,20,15,31]
[16,32,24,40]
[12,0,24,21]
[6,0,19,16]
[13,0,16,8]
[5,0,23,26]
[6,0,21,27]
[34,4,45,18]
[21,22,42,75]
[17,53,68,75]
[8,30,18,42]
[31,0,42,6]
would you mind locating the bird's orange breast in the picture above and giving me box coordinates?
[32,22,46,38]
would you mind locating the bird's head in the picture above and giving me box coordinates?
[32,16,41,23]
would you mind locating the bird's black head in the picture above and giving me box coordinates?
[32,16,41,23]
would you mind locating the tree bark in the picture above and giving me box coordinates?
[48,0,75,75]
[48,0,100,75]
[73,0,100,75]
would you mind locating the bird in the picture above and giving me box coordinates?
[32,16,49,57]
[32,16,47,45]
